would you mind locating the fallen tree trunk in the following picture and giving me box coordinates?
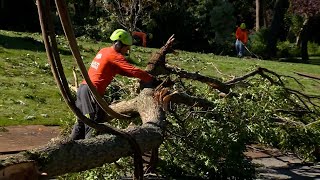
[0,123,162,177]
[0,33,177,179]
[0,89,164,178]
[2,34,318,179]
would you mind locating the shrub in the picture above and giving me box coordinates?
[308,41,320,56]
[276,40,300,58]
[248,28,269,58]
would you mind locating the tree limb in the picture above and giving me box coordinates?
[295,72,320,81]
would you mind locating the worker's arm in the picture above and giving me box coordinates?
[113,58,153,83]
[235,28,241,40]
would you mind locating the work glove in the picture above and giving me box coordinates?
[151,77,162,87]
[139,77,162,89]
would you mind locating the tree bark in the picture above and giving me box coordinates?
[266,0,289,58]
[73,0,90,25]
[299,18,310,62]
[0,89,164,178]
[0,123,163,177]
[262,0,268,27]
[0,36,179,179]
[256,0,260,31]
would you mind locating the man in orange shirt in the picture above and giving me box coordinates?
[235,23,248,58]
[70,29,155,140]
[132,31,153,47]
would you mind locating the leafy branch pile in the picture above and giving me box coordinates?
[62,64,319,179]
[159,72,319,179]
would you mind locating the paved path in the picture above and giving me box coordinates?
[245,145,320,179]
[0,125,60,156]
[1,125,320,179]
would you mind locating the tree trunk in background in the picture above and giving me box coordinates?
[90,0,97,16]
[73,0,90,24]
[300,19,310,62]
[296,18,310,62]
[262,0,268,27]
[0,0,40,31]
[256,0,260,31]
[266,0,289,58]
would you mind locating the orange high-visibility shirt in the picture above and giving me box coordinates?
[82,47,153,95]
[132,31,147,47]
[235,27,248,44]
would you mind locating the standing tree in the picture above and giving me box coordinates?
[103,0,160,32]
[266,0,289,58]
[255,0,270,29]
[290,0,320,62]
[68,0,90,24]
[256,0,260,31]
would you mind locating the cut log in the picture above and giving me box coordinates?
[0,123,162,177]
[0,88,165,178]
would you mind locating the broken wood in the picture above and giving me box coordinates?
[0,122,163,178]
[0,88,164,178]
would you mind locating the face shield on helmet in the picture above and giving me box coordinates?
[110,29,133,46]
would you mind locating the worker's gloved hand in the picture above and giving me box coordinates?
[152,77,162,87]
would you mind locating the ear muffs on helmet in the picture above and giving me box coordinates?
[114,40,124,52]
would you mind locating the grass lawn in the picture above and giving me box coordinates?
[0,29,319,126]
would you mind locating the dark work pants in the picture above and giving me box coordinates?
[70,84,105,140]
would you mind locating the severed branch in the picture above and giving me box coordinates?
[285,88,320,110]
[145,35,176,75]
[165,64,230,93]
[271,115,306,127]
[295,72,320,81]
[225,67,285,86]
[68,66,79,92]
[161,91,216,110]
[276,109,313,116]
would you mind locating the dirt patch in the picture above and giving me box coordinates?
[0,125,60,155]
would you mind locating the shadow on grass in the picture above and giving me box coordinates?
[278,56,320,66]
[0,34,71,55]
[309,56,320,65]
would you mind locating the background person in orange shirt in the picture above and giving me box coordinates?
[235,23,248,58]
[132,31,153,47]
[70,29,155,140]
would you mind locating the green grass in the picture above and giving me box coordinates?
[0,29,319,126]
